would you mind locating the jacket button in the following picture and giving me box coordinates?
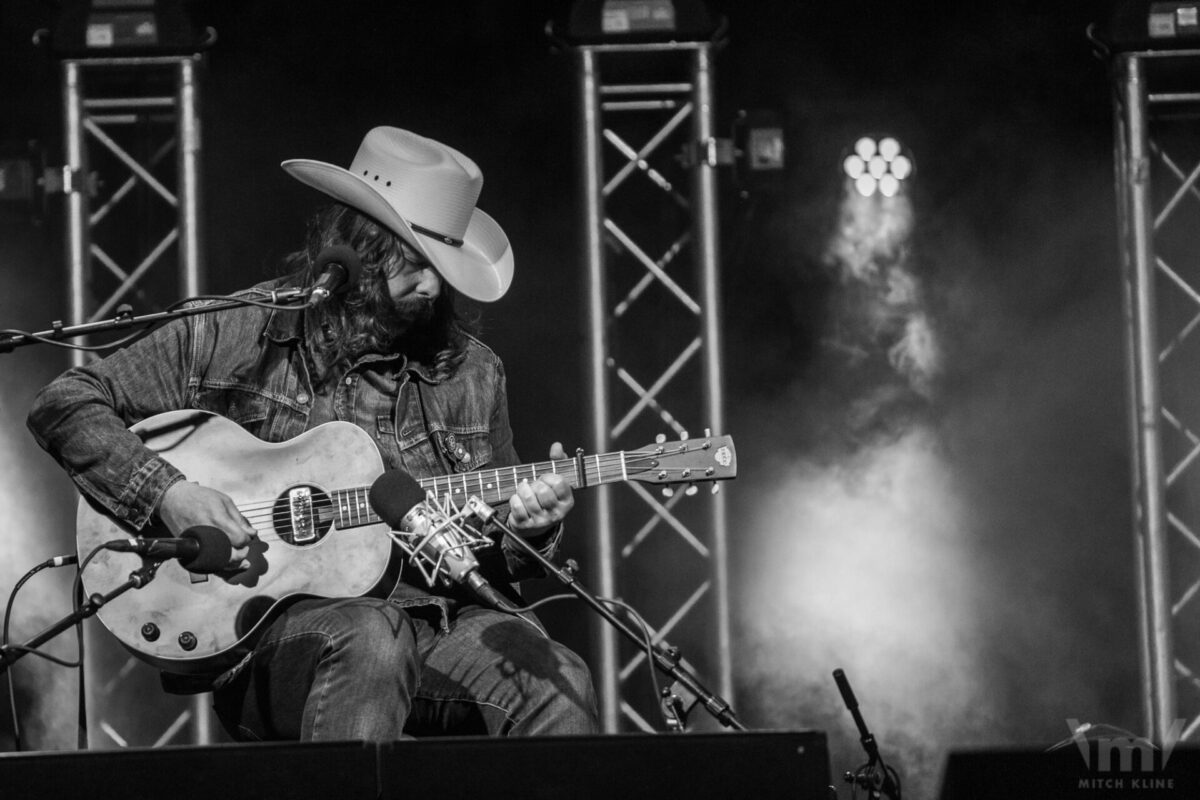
[296,392,310,404]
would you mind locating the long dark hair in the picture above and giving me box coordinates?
[282,204,478,382]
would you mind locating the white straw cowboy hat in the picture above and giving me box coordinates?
[281,127,514,302]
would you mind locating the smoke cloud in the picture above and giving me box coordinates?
[728,123,1135,797]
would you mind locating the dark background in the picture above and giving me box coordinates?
[0,1,1157,797]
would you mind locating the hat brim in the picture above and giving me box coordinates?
[281,159,514,302]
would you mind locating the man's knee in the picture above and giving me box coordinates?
[320,598,417,666]
[551,643,596,700]
[517,640,600,734]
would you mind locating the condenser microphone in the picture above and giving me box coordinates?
[308,245,363,306]
[369,470,510,610]
[106,526,233,574]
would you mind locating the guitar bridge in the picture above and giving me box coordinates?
[288,487,317,542]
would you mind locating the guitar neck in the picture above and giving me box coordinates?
[330,452,630,530]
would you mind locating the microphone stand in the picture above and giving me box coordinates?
[833,668,901,800]
[0,290,308,354]
[466,498,745,732]
[0,561,159,677]
[1,290,305,748]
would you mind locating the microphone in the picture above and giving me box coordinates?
[368,470,510,610]
[308,244,363,306]
[106,526,233,575]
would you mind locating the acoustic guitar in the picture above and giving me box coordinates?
[75,409,737,674]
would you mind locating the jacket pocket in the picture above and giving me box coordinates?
[432,428,493,474]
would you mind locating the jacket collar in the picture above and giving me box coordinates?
[261,304,443,384]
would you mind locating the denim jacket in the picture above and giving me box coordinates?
[27,282,561,612]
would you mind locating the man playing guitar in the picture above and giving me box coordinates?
[27,127,601,741]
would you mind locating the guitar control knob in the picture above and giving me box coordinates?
[178,631,198,651]
[140,623,160,642]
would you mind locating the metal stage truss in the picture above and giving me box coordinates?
[1112,45,1200,744]
[571,39,732,731]
[55,53,210,747]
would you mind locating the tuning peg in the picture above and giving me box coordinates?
[680,430,689,440]
[711,483,720,495]
[704,428,712,437]
[662,486,675,498]
[655,433,667,444]
[685,483,698,496]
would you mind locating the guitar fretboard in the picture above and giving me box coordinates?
[329,452,635,530]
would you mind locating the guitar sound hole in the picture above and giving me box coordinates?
[271,485,334,546]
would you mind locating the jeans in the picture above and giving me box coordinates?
[212,597,600,741]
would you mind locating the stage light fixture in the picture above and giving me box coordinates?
[843,135,915,198]
[1100,0,1200,49]
[557,0,719,44]
[44,0,212,58]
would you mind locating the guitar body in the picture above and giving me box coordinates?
[76,410,393,675]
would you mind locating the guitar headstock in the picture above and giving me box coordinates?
[624,433,737,492]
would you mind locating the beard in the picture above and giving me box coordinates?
[390,295,436,328]
[334,278,441,363]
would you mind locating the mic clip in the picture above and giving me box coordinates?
[388,491,494,588]
[268,287,309,305]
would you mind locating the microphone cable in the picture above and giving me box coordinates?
[3,540,131,750]
[3,552,82,751]
[493,590,667,729]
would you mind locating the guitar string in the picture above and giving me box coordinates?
[228,449,682,517]
[229,448,714,533]
[233,456,710,524]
